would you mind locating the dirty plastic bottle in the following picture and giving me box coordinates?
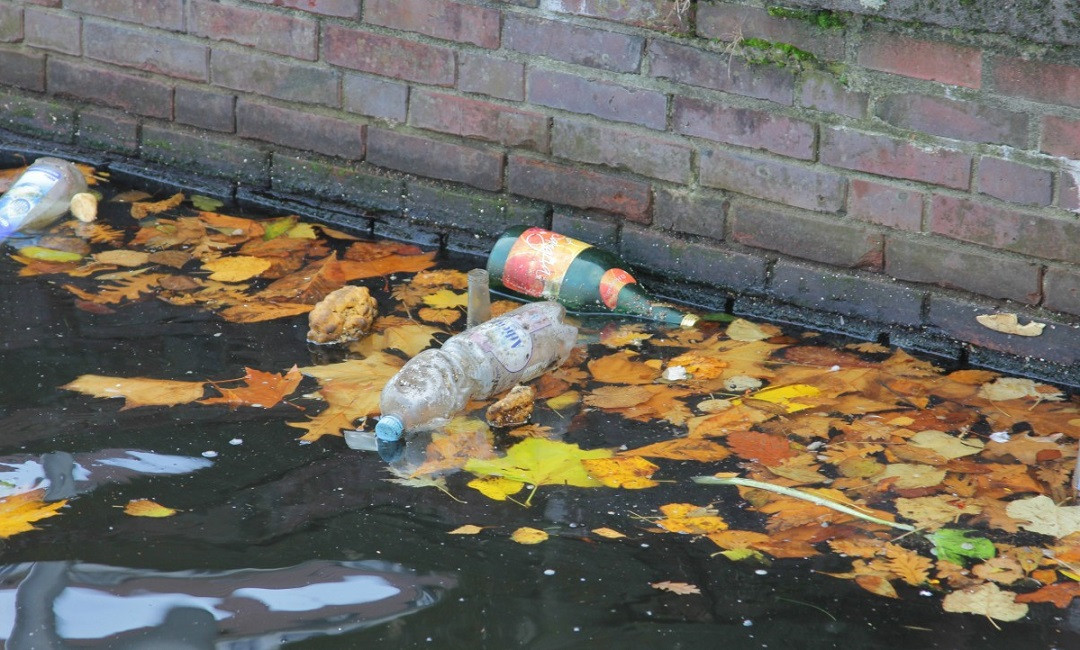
[373,301,578,442]
[0,157,88,243]
[487,225,699,328]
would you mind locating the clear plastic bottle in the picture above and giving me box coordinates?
[0,157,88,243]
[373,301,578,442]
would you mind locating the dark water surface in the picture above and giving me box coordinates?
[0,169,1077,649]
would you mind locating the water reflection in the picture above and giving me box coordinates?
[1,559,454,648]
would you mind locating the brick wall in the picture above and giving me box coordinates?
[0,0,1078,379]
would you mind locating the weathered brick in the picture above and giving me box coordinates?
[189,0,317,60]
[0,6,23,42]
[504,14,643,73]
[85,20,207,81]
[992,56,1080,109]
[976,157,1052,207]
[245,0,359,18]
[700,148,845,213]
[697,4,845,61]
[618,224,767,293]
[673,96,814,160]
[653,187,726,240]
[799,73,868,119]
[508,155,651,222]
[78,107,138,153]
[731,204,883,269]
[458,53,524,101]
[648,39,795,105]
[1044,266,1080,316]
[928,295,1080,367]
[323,24,455,87]
[0,48,44,91]
[541,0,689,32]
[410,90,549,151]
[770,260,925,327]
[367,128,503,192]
[552,118,691,183]
[876,93,1027,148]
[237,98,363,160]
[821,127,971,190]
[848,179,922,231]
[1041,115,1080,159]
[24,7,79,55]
[365,0,499,49]
[63,0,183,31]
[48,59,172,119]
[857,32,981,88]
[931,194,1080,265]
[527,69,665,130]
[141,124,269,185]
[175,86,234,132]
[404,180,546,234]
[1060,169,1080,212]
[886,235,1042,304]
[211,49,338,107]
[0,90,76,141]
[343,74,408,122]
[551,211,619,249]
[271,153,403,213]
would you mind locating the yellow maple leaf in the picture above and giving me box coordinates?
[422,288,467,309]
[657,503,729,535]
[582,456,659,489]
[467,476,525,501]
[203,256,272,282]
[0,489,66,538]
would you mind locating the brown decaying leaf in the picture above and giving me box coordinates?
[131,192,184,219]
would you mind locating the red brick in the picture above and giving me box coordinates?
[63,0,183,31]
[799,73,868,119]
[821,127,971,190]
[930,195,1080,264]
[731,204,883,269]
[508,155,651,222]
[527,69,665,130]
[458,53,524,101]
[211,49,338,107]
[0,6,22,42]
[976,157,1052,207]
[48,59,172,119]
[504,14,643,73]
[886,235,1042,304]
[365,0,499,49]
[992,56,1080,109]
[189,0,317,60]
[367,128,503,192]
[543,0,690,33]
[857,32,981,88]
[0,49,44,91]
[24,7,79,55]
[648,39,794,105]
[343,73,408,122]
[1044,266,1080,316]
[1061,168,1080,212]
[551,118,692,184]
[876,93,1027,148]
[697,4,844,61]
[700,148,845,213]
[85,20,207,81]
[237,99,363,160]
[409,90,549,151]
[246,0,359,18]
[673,96,815,160]
[1040,115,1080,159]
[323,25,455,87]
[848,179,922,231]
[653,187,727,239]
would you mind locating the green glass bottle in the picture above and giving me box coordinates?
[486,225,698,328]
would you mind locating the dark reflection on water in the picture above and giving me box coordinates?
[0,165,1078,649]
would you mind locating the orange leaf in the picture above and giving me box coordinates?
[218,301,313,323]
[587,351,661,384]
[0,489,67,538]
[581,456,659,489]
[884,544,932,586]
[1015,582,1080,608]
[623,438,731,462]
[855,574,899,599]
[726,430,796,466]
[200,366,303,409]
[131,192,184,219]
[657,503,728,535]
[123,499,178,518]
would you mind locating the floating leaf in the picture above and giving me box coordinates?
[1006,495,1080,538]
[465,438,613,504]
[203,256,272,282]
[123,499,178,518]
[651,581,701,595]
[16,246,83,262]
[855,575,899,599]
[467,476,525,501]
[726,430,795,467]
[657,503,728,535]
[909,430,985,459]
[94,250,150,267]
[941,583,1028,622]
[726,318,779,342]
[422,288,467,309]
[449,524,484,535]
[581,456,659,489]
[200,366,302,409]
[131,192,184,219]
[61,374,206,410]
[1014,582,1080,608]
[511,527,548,545]
[623,438,731,463]
[592,527,626,539]
[0,489,66,538]
[190,195,224,211]
[263,215,299,240]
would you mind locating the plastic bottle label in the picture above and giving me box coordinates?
[598,268,637,309]
[502,227,590,299]
[0,167,60,232]
[464,316,534,374]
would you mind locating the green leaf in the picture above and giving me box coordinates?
[190,195,224,211]
[16,246,84,262]
[928,528,996,565]
[465,438,613,504]
[264,215,299,240]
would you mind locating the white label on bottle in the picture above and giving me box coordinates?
[465,317,533,373]
[0,168,60,231]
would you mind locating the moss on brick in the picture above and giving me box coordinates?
[766,6,847,29]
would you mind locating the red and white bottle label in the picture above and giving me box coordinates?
[502,227,590,299]
[598,268,636,309]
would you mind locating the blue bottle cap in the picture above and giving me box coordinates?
[375,415,404,442]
